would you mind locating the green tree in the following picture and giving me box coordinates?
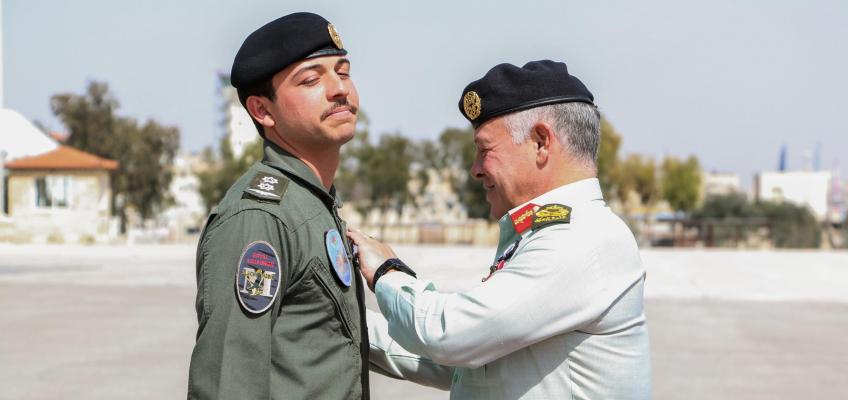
[360,133,415,211]
[597,117,622,201]
[437,127,489,219]
[692,193,760,219]
[196,137,263,212]
[336,112,373,208]
[758,201,821,248]
[661,155,702,213]
[50,81,180,225]
[617,154,659,208]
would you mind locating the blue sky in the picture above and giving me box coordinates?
[4,0,847,186]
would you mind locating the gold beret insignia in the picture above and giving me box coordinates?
[463,91,482,120]
[328,23,344,50]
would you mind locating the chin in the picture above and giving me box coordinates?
[336,128,357,144]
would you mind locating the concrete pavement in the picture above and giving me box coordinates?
[1,244,847,399]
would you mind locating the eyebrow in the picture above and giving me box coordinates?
[293,58,351,79]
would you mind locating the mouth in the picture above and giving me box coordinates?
[321,103,358,121]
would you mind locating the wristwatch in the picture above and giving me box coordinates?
[371,258,417,291]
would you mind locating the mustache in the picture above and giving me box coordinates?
[321,100,358,121]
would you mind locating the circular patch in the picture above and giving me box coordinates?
[463,91,482,120]
[325,229,352,287]
[235,241,281,314]
[328,23,344,49]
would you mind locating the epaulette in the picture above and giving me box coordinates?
[531,203,572,231]
[243,171,289,203]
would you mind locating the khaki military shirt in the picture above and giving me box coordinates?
[369,178,650,399]
[188,141,369,399]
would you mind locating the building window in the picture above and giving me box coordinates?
[35,176,72,208]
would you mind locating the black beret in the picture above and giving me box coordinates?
[231,12,347,89]
[458,60,594,128]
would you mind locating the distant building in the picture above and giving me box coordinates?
[756,171,831,221]
[1,108,59,216]
[3,145,118,243]
[159,152,207,241]
[702,172,742,198]
[218,73,257,159]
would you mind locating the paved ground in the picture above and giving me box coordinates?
[1,244,847,399]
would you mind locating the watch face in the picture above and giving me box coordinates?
[325,229,352,287]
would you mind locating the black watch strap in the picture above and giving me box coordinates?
[372,258,417,291]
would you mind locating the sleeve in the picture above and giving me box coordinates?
[188,209,290,400]
[375,225,641,369]
[367,309,454,390]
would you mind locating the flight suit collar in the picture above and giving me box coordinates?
[501,178,604,235]
[260,140,341,208]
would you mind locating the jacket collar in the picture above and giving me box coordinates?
[498,178,604,235]
[261,140,340,207]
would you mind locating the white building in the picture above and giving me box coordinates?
[1,108,59,215]
[159,152,207,241]
[756,171,831,220]
[219,74,257,159]
[702,172,742,198]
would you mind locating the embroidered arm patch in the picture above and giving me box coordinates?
[531,203,572,231]
[235,241,282,314]
[244,172,288,202]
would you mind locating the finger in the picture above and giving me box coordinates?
[346,228,364,243]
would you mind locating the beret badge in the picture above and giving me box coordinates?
[328,23,344,50]
[463,91,482,120]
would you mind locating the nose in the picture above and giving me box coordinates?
[327,72,351,100]
[470,153,484,181]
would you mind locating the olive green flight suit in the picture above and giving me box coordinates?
[188,140,369,399]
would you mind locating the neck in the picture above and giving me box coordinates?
[268,133,340,190]
[531,160,596,200]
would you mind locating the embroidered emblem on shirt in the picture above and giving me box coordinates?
[235,241,281,314]
[531,203,572,231]
[482,238,521,282]
[244,172,288,202]
[325,229,352,287]
[509,203,539,234]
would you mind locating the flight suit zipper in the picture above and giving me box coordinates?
[330,198,370,400]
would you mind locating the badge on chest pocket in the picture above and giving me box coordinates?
[325,229,352,287]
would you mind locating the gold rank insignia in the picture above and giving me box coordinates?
[463,91,482,120]
[531,203,572,230]
[328,23,344,49]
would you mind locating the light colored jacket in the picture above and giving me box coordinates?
[369,178,651,399]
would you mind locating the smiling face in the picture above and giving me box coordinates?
[470,117,540,220]
[249,55,360,151]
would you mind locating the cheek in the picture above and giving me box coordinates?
[278,97,316,123]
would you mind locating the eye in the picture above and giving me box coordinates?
[301,76,319,86]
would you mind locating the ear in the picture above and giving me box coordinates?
[245,96,276,129]
[530,121,554,165]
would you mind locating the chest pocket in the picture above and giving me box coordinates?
[308,257,358,340]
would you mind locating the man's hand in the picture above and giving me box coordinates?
[347,228,398,291]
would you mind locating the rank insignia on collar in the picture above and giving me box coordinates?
[509,203,539,234]
[531,203,572,231]
[244,172,288,202]
[235,241,282,314]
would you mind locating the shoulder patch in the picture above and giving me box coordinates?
[531,203,572,231]
[235,241,281,314]
[244,172,288,202]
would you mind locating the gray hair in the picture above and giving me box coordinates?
[502,102,601,166]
